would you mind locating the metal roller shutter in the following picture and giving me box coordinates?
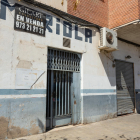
[116,60,135,115]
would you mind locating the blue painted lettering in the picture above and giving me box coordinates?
[85,28,92,43]
[46,14,53,33]
[75,25,82,41]
[56,18,60,35]
[0,1,93,44]
[63,21,72,38]
[0,0,15,20]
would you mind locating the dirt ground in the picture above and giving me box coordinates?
[9,114,140,140]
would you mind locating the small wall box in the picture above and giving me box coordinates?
[99,27,118,52]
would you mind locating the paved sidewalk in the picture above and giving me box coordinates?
[10,114,140,140]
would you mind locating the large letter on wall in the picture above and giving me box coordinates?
[75,25,82,41]
[56,18,60,35]
[63,21,72,38]
[46,14,53,33]
[85,28,92,43]
[0,0,15,20]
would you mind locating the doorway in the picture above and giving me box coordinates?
[46,48,81,128]
[116,60,135,115]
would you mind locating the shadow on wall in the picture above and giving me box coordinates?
[38,118,45,132]
[98,51,116,87]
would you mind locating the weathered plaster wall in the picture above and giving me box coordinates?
[81,28,117,124]
[0,1,47,139]
[113,40,140,114]
[81,35,140,124]
[1,0,140,139]
[0,0,98,139]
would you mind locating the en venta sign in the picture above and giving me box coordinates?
[14,3,46,36]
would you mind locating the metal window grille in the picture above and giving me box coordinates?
[47,48,81,72]
[47,70,72,118]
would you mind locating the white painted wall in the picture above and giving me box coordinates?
[1,0,140,138]
[0,0,140,96]
[0,0,99,90]
[37,0,67,12]
[113,40,140,90]
[6,0,67,12]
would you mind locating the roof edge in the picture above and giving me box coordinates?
[22,0,101,30]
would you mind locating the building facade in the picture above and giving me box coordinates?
[0,0,140,139]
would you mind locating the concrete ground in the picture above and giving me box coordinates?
[10,114,140,140]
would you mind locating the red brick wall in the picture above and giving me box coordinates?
[139,0,140,18]
[68,0,108,27]
[68,0,140,29]
[108,0,139,28]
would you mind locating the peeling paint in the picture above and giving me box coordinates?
[0,116,41,139]
[98,113,117,121]
[34,80,45,88]
[83,113,117,124]
[0,116,9,139]
[8,125,28,139]
[35,44,46,49]
[29,124,39,135]
[17,60,32,69]
[19,104,24,107]
[17,56,20,60]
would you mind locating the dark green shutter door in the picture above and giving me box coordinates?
[116,60,135,115]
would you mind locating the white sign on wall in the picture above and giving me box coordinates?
[15,68,45,89]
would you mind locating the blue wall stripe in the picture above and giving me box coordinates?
[0,89,46,95]
[0,89,139,95]
[81,89,116,93]
[82,89,140,93]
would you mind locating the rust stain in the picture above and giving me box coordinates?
[32,73,37,76]
[0,104,2,107]
[20,39,45,48]
[17,56,20,60]
[74,100,77,105]
[36,45,45,49]
[31,39,35,45]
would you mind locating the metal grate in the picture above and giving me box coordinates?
[47,48,81,72]
[47,70,72,118]
[63,38,71,48]
[116,60,135,115]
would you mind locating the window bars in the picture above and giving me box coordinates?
[47,48,81,72]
